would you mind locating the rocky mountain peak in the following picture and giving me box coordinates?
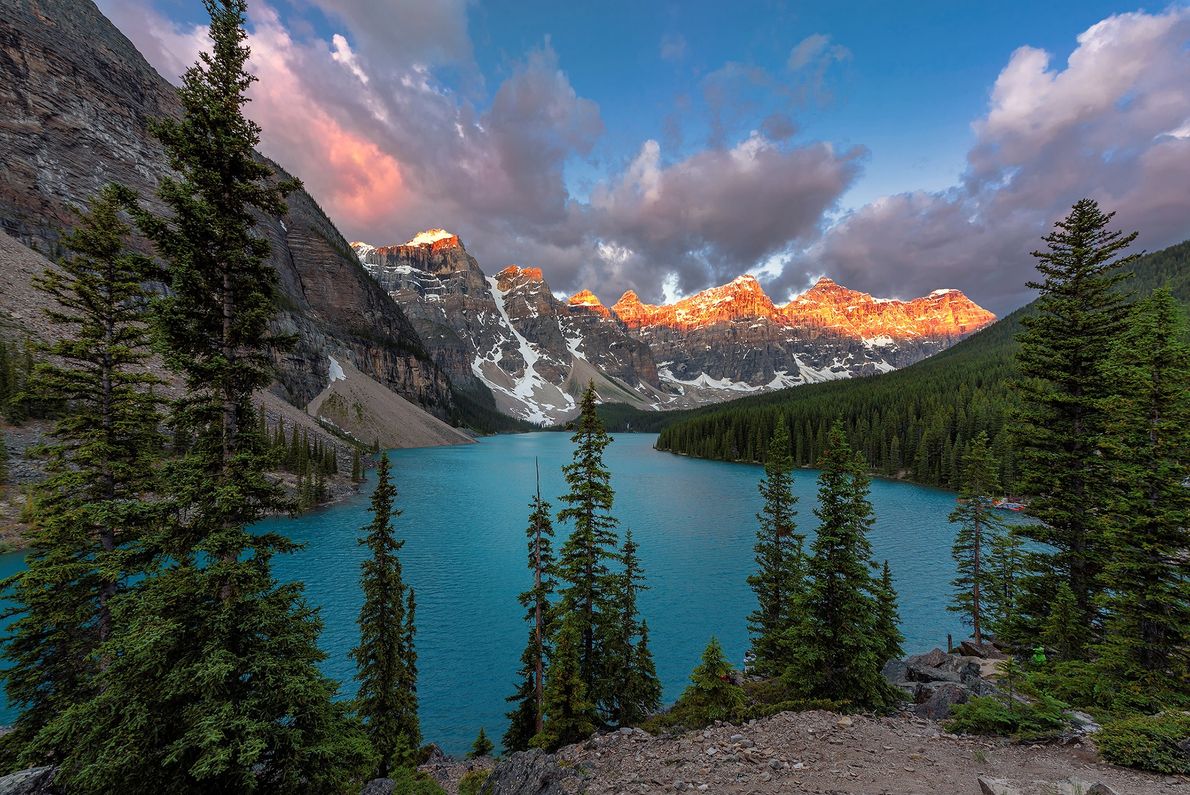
[615,275,780,331]
[495,265,545,290]
[568,289,611,318]
[404,228,461,251]
[611,290,658,329]
[783,278,995,341]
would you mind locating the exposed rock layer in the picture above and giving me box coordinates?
[0,0,454,417]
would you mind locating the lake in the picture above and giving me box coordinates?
[0,431,979,754]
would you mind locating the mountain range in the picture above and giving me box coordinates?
[0,0,993,433]
[351,232,994,423]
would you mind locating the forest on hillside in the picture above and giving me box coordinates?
[601,241,1190,491]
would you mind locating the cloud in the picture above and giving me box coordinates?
[98,2,1190,317]
[585,134,864,297]
[660,33,687,62]
[787,33,850,71]
[330,34,368,85]
[776,8,1190,313]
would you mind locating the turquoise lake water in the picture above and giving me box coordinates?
[0,431,978,754]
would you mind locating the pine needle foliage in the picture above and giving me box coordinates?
[1013,199,1138,649]
[1,186,163,765]
[783,422,898,710]
[1093,288,1190,693]
[947,432,1012,644]
[555,382,621,714]
[746,416,804,675]
[352,453,419,776]
[39,4,371,790]
[504,487,557,752]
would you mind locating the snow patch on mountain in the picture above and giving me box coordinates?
[405,228,455,246]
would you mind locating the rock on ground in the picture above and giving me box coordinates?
[432,711,1184,795]
[479,749,576,795]
[0,767,56,795]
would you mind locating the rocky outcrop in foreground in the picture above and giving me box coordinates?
[883,644,1004,720]
[461,711,1177,795]
[4,707,1176,795]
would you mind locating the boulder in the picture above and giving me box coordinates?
[359,780,394,795]
[481,749,576,795]
[0,768,57,795]
[881,659,910,684]
[977,778,1022,795]
[960,639,1006,659]
[907,664,962,684]
[904,648,948,669]
[422,743,449,766]
[913,682,969,719]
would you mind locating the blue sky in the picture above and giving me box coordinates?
[102,1,1190,313]
[463,0,1129,205]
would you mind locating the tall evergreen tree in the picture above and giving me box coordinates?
[984,527,1027,648]
[874,561,904,666]
[1013,199,1137,651]
[602,529,662,726]
[1094,289,1190,690]
[504,475,557,752]
[948,432,1010,644]
[531,617,596,752]
[784,422,895,710]
[0,186,162,764]
[351,453,419,776]
[746,416,804,675]
[555,382,620,712]
[41,4,370,791]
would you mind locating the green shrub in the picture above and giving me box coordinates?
[1096,712,1190,775]
[458,769,490,795]
[388,766,446,795]
[1028,661,1182,717]
[946,692,1071,741]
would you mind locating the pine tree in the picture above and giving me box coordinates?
[1013,199,1137,652]
[948,432,1010,644]
[602,529,661,726]
[41,4,370,791]
[746,416,804,675]
[468,728,493,759]
[874,561,904,666]
[1042,582,1087,661]
[352,453,419,776]
[504,477,557,752]
[984,527,1027,648]
[555,382,620,713]
[784,422,895,710]
[0,186,163,764]
[531,617,596,752]
[674,637,745,724]
[1094,289,1190,690]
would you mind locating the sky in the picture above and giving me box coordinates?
[97,0,1190,315]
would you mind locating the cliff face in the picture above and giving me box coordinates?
[0,0,454,416]
[353,236,666,423]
